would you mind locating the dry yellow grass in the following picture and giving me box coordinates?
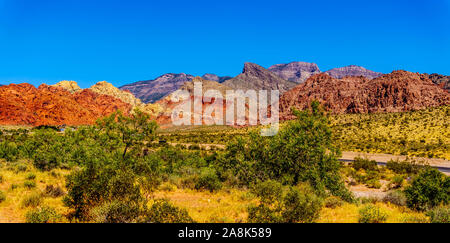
[0,160,69,222]
[153,188,258,223]
[318,202,428,223]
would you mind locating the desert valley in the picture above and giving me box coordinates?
[0,61,449,223]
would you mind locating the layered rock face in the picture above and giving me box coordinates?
[268,62,321,84]
[0,84,131,126]
[425,73,450,92]
[324,65,383,79]
[155,77,233,126]
[51,81,81,93]
[223,62,297,94]
[279,71,450,120]
[120,73,194,103]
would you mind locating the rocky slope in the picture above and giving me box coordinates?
[155,77,233,126]
[425,73,450,92]
[0,83,131,126]
[223,63,297,94]
[324,65,383,79]
[268,61,321,84]
[120,73,195,103]
[279,71,450,120]
[51,81,81,93]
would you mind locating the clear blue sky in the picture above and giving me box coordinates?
[0,0,449,88]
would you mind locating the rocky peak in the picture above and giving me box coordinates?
[325,65,383,79]
[120,73,195,103]
[51,80,81,93]
[268,61,321,84]
[223,62,297,94]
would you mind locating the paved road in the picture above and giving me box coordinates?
[338,159,450,174]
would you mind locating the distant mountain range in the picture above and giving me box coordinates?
[120,62,389,104]
[0,61,449,127]
[268,62,321,84]
[119,73,232,103]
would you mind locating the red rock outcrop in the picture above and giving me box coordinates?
[0,83,131,126]
[280,70,450,120]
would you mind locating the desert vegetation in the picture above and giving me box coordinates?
[0,103,449,223]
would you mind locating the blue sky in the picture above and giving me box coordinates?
[0,0,449,88]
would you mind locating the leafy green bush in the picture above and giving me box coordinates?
[25,173,36,180]
[26,206,62,223]
[248,183,322,223]
[404,169,450,211]
[0,141,19,162]
[23,180,36,189]
[388,175,406,189]
[281,187,322,223]
[399,214,429,223]
[251,180,283,205]
[358,205,388,223]
[386,158,428,175]
[427,206,450,223]
[0,174,4,184]
[324,196,344,209]
[194,168,222,192]
[92,200,142,223]
[352,157,378,171]
[145,199,194,223]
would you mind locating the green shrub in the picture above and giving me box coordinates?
[24,180,36,189]
[22,192,43,208]
[404,169,450,211]
[92,201,142,223]
[44,185,65,198]
[383,190,407,207]
[358,205,388,223]
[388,175,406,189]
[399,214,429,223]
[352,157,378,171]
[0,141,19,162]
[247,204,282,223]
[386,158,428,175]
[281,187,322,223]
[0,190,6,203]
[25,173,36,180]
[0,174,4,184]
[194,168,222,192]
[248,184,322,223]
[145,199,194,223]
[324,196,344,209]
[26,206,62,223]
[251,180,283,205]
[427,206,450,223]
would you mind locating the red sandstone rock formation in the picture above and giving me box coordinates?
[279,71,450,120]
[0,83,131,126]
